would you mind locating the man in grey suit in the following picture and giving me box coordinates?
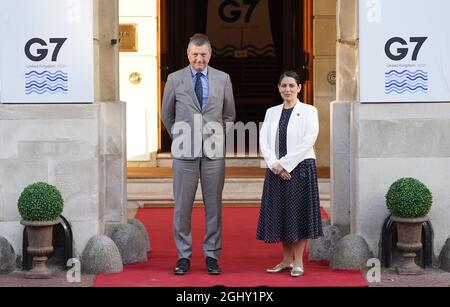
[161,34,236,275]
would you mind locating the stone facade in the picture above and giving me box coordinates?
[0,102,127,258]
[351,102,450,257]
[0,0,124,264]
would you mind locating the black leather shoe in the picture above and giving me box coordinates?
[174,258,190,275]
[206,257,221,275]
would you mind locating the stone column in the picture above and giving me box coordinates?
[330,0,359,234]
[94,0,120,101]
[336,0,359,103]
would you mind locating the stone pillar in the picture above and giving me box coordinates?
[330,0,358,234]
[330,101,351,234]
[99,101,128,235]
[94,0,120,102]
[336,0,359,102]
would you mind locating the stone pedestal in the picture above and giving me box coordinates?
[0,102,127,258]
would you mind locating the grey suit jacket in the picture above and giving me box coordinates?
[161,66,236,160]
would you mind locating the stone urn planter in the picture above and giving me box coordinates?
[391,215,428,275]
[18,182,64,279]
[386,177,433,275]
[20,219,59,278]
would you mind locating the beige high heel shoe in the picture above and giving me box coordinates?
[266,263,293,273]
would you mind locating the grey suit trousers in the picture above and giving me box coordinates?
[173,157,225,259]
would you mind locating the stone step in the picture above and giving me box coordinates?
[131,197,263,206]
[127,177,330,205]
[129,155,330,207]
[154,154,330,177]
[156,153,263,168]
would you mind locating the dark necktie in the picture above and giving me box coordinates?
[195,72,203,110]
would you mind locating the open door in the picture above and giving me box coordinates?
[157,0,165,152]
[158,0,314,153]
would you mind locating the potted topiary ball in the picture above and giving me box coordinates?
[385,177,432,275]
[18,182,64,278]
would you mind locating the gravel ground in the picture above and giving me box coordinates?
[0,269,95,287]
[366,267,450,287]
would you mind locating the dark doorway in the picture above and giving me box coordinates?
[160,0,308,153]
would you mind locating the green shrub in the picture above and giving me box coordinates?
[386,177,432,218]
[17,182,64,221]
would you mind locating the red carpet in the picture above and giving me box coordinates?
[94,208,367,287]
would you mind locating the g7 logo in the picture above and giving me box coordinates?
[385,37,427,61]
[24,38,67,62]
[219,0,260,23]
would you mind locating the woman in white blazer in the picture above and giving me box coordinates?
[256,71,323,277]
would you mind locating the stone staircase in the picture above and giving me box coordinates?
[127,155,330,210]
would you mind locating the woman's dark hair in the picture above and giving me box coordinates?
[278,70,302,85]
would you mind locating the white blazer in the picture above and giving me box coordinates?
[259,100,319,173]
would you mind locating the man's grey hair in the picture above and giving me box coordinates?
[188,33,211,51]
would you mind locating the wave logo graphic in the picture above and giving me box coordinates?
[212,44,276,57]
[25,70,68,95]
[385,69,428,94]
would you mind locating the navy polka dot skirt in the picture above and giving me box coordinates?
[256,108,324,243]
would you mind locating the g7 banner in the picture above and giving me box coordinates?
[359,0,450,102]
[0,0,93,103]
